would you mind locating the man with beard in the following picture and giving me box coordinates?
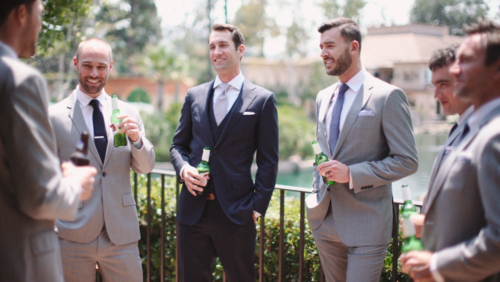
[49,38,155,282]
[305,18,418,281]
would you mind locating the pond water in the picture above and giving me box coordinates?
[276,132,449,201]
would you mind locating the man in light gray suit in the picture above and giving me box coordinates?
[405,44,473,238]
[305,18,418,282]
[401,20,500,282]
[0,1,97,281]
[49,38,155,281]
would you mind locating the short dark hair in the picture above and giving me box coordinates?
[0,0,36,27]
[465,19,500,66]
[318,18,362,53]
[211,23,245,49]
[429,44,459,71]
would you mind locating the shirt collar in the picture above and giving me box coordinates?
[457,105,474,126]
[75,85,108,108]
[0,41,18,59]
[213,72,245,91]
[468,97,500,130]
[342,69,366,94]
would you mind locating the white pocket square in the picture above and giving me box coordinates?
[243,111,255,115]
[358,110,374,116]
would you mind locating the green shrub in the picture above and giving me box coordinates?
[134,173,408,281]
[128,88,151,104]
[278,104,316,159]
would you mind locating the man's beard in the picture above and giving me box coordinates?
[79,75,107,95]
[326,47,352,76]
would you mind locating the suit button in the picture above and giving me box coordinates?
[102,172,107,177]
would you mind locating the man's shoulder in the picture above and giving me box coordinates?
[245,80,273,97]
[367,75,403,95]
[188,81,213,94]
[0,55,44,88]
[317,83,337,100]
[50,94,74,113]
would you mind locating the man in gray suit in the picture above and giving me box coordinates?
[0,0,97,281]
[305,18,418,281]
[49,38,155,281]
[405,44,473,238]
[401,20,500,282]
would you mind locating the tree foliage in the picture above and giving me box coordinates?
[38,0,93,57]
[317,0,366,22]
[410,0,489,35]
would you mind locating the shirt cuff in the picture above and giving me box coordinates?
[349,172,354,189]
[253,211,261,218]
[131,136,143,149]
[179,164,189,180]
[430,253,445,282]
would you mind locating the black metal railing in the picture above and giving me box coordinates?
[129,168,422,282]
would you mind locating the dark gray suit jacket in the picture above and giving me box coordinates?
[0,43,80,282]
[170,79,279,226]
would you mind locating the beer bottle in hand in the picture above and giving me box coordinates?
[70,131,90,166]
[111,95,127,147]
[401,215,424,253]
[401,184,417,217]
[311,140,334,185]
[196,147,210,195]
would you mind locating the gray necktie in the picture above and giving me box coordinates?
[329,83,349,155]
[214,83,230,125]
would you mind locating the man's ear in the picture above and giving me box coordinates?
[12,4,28,26]
[350,40,360,55]
[73,57,78,71]
[238,44,245,59]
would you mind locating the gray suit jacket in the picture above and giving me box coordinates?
[49,92,155,245]
[422,106,500,281]
[0,43,80,281]
[306,72,418,246]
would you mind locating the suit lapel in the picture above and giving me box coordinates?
[318,84,336,157]
[214,79,257,149]
[332,76,373,159]
[199,82,215,148]
[66,93,103,166]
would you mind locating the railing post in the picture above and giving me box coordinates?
[259,214,265,282]
[392,202,400,282]
[299,192,305,282]
[146,173,151,282]
[161,175,166,282]
[175,176,180,282]
[278,189,285,282]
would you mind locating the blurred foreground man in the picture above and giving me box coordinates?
[49,38,155,281]
[170,23,278,281]
[402,20,500,282]
[405,44,473,238]
[0,0,97,281]
[305,18,418,282]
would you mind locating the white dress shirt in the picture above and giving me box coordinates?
[0,41,17,59]
[75,86,143,149]
[212,72,245,114]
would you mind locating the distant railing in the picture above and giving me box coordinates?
[121,168,422,282]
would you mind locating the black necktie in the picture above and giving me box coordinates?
[448,123,458,137]
[89,99,107,162]
[456,123,470,145]
[329,83,349,155]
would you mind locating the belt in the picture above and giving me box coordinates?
[207,193,215,200]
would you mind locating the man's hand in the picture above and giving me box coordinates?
[117,114,140,142]
[182,166,209,196]
[61,162,97,201]
[400,251,435,282]
[317,160,350,183]
[253,213,257,223]
[400,214,425,238]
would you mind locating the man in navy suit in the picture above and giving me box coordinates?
[170,23,279,281]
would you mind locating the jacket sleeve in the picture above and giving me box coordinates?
[170,92,194,175]
[2,71,81,221]
[130,106,155,174]
[252,92,279,215]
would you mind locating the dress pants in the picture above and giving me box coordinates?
[58,230,142,282]
[312,206,388,282]
[178,196,256,282]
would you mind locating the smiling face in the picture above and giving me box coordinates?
[208,30,244,79]
[74,40,113,98]
[319,27,354,78]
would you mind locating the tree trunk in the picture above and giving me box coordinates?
[156,79,164,112]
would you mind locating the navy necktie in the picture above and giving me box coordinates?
[448,122,458,137]
[329,83,349,155]
[456,123,470,145]
[89,99,108,162]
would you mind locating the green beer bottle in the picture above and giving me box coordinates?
[311,140,334,185]
[196,147,210,195]
[401,184,417,217]
[111,95,127,147]
[401,215,424,253]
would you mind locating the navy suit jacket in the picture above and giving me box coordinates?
[170,79,279,226]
